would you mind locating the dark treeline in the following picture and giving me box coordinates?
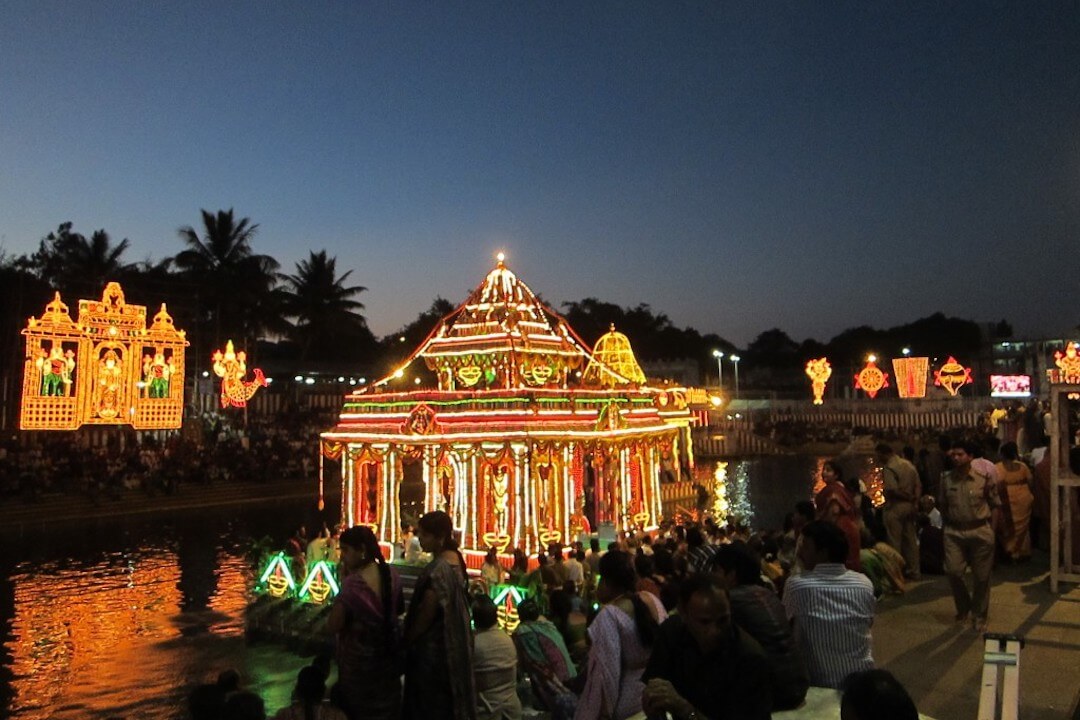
[1,211,1010,401]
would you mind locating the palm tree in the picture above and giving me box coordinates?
[175,209,281,353]
[31,223,132,298]
[279,250,372,362]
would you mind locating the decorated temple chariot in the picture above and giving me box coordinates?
[321,255,695,564]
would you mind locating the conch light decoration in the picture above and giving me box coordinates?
[892,357,929,399]
[20,282,188,430]
[804,357,832,405]
[212,340,267,408]
[933,356,973,396]
[854,358,889,398]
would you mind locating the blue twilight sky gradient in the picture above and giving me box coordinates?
[1,2,1078,347]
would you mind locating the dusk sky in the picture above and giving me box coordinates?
[1,2,1077,348]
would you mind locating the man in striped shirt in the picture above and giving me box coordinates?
[782,520,876,689]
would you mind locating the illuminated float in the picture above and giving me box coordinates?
[320,256,695,563]
[19,282,188,430]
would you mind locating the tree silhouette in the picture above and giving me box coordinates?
[279,250,374,362]
[29,223,132,298]
[175,209,281,355]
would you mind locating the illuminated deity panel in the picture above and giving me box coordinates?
[19,283,188,430]
[804,357,832,405]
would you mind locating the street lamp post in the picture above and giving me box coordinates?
[730,354,741,407]
[712,349,724,390]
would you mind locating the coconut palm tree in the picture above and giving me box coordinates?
[175,209,281,353]
[279,250,373,362]
[30,223,132,298]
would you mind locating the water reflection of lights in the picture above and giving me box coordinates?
[726,461,754,526]
[699,460,754,527]
[5,547,253,719]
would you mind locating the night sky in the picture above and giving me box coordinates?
[1,2,1077,347]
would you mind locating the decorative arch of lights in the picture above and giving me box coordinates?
[19,282,189,430]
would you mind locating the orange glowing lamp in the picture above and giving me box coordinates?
[1054,342,1080,384]
[482,532,512,553]
[538,528,562,548]
[805,357,832,405]
[855,358,889,398]
[212,340,267,408]
[934,356,973,396]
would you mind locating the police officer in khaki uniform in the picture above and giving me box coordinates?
[938,440,1001,632]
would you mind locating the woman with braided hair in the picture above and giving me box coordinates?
[403,510,476,720]
[328,525,403,720]
[574,549,666,720]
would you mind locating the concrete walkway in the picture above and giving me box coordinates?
[873,554,1080,720]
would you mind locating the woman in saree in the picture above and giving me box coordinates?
[995,441,1034,561]
[327,525,403,720]
[814,460,862,572]
[403,510,476,720]
[574,550,665,720]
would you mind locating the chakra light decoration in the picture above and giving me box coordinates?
[891,357,929,399]
[212,340,267,408]
[854,358,889,398]
[20,283,188,430]
[934,356,973,396]
[804,357,832,405]
[1054,342,1080,384]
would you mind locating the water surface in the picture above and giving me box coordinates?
[0,454,834,718]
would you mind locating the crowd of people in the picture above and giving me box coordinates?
[211,413,1074,720]
[188,496,943,720]
[0,408,336,502]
